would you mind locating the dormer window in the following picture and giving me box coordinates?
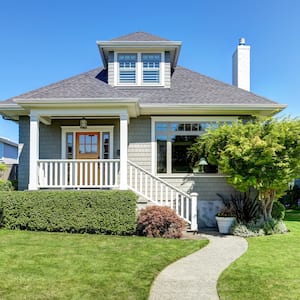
[142,53,161,83]
[118,54,137,83]
[115,52,163,86]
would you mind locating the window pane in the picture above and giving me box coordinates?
[66,133,73,159]
[118,53,137,83]
[156,122,167,131]
[171,135,197,173]
[157,135,167,173]
[142,53,161,83]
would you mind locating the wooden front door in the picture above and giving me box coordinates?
[76,132,100,185]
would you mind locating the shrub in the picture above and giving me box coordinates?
[232,219,288,237]
[0,190,137,235]
[271,201,286,220]
[231,222,265,237]
[217,190,262,223]
[0,180,13,191]
[137,205,185,238]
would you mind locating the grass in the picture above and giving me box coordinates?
[218,209,300,300]
[0,230,208,300]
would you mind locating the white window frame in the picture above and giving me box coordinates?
[151,116,238,176]
[61,126,114,159]
[114,51,165,86]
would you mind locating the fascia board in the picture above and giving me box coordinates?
[14,98,141,118]
[140,103,287,116]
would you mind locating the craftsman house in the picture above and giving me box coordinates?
[0,32,286,228]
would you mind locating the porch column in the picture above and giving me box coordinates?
[28,113,39,190]
[119,113,128,190]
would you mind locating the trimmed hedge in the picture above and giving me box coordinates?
[0,190,137,235]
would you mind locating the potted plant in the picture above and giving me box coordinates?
[215,206,236,234]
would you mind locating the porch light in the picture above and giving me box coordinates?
[80,118,87,129]
[199,157,208,173]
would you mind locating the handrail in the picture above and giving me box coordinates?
[127,160,198,230]
[127,160,191,199]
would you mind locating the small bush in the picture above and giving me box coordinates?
[232,222,264,237]
[232,219,288,237]
[0,180,13,191]
[137,205,185,238]
[271,201,286,220]
[0,190,137,235]
[217,190,262,223]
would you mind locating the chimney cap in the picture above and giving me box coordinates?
[239,38,246,45]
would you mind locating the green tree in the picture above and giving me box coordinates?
[189,118,300,220]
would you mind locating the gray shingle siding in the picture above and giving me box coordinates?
[39,122,61,159]
[128,117,152,171]
[108,51,114,86]
[164,51,171,88]
[18,116,30,190]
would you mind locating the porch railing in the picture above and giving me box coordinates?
[127,160,198,230]
[37,159,120,188]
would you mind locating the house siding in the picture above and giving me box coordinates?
[149,175,236,228]
[108,51,114,86]
[40,122,61,159]
[128,117,152,172]
[164,51,171,88]
[18,116,30,190]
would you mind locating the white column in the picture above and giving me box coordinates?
[28,113,39,190]
[119,113,128,190]
[190,192,198,231]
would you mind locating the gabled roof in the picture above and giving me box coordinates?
[0,66,285,118]
[110,31,170,41]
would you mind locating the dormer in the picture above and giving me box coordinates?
[97,32,182,88]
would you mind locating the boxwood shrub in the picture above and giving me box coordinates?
[0,190,137,235]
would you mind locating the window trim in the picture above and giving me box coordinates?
[151,116,238,175]
[114,51,165,86]
[61,126,114,159]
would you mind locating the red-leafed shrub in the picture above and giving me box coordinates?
[137,205,186,238]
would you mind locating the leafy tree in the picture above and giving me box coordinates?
[189,118,300,220]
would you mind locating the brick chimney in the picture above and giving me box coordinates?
[232,38,250,91]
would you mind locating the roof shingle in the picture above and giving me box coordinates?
[2,66,279,106]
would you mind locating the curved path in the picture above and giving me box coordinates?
[149,232,248,300]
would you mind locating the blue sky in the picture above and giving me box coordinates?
[1,0,300,142]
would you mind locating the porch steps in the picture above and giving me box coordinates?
[127,160,198,231]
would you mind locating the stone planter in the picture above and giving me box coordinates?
[216,216,236,234]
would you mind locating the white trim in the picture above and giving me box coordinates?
[119,113,128,190]
[28,114,39,190]
[151,116,238,176]
[61,126,114,160]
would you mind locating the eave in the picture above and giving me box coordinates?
[96,40,182,69]
[140,103,287,117]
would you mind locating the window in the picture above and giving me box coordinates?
[142,53,161,83]
[116,52,163,86]
[66,133,73,159]
[155,121,220,174]
[118,54,137,83]
[103,132,110,159]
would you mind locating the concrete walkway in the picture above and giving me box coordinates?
[149,232,248,300]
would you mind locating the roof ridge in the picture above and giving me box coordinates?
[110,31,170,42]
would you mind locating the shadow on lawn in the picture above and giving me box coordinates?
[285,209,300,222]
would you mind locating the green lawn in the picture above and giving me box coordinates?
[218,209,300,300]
[0,230,207,300]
